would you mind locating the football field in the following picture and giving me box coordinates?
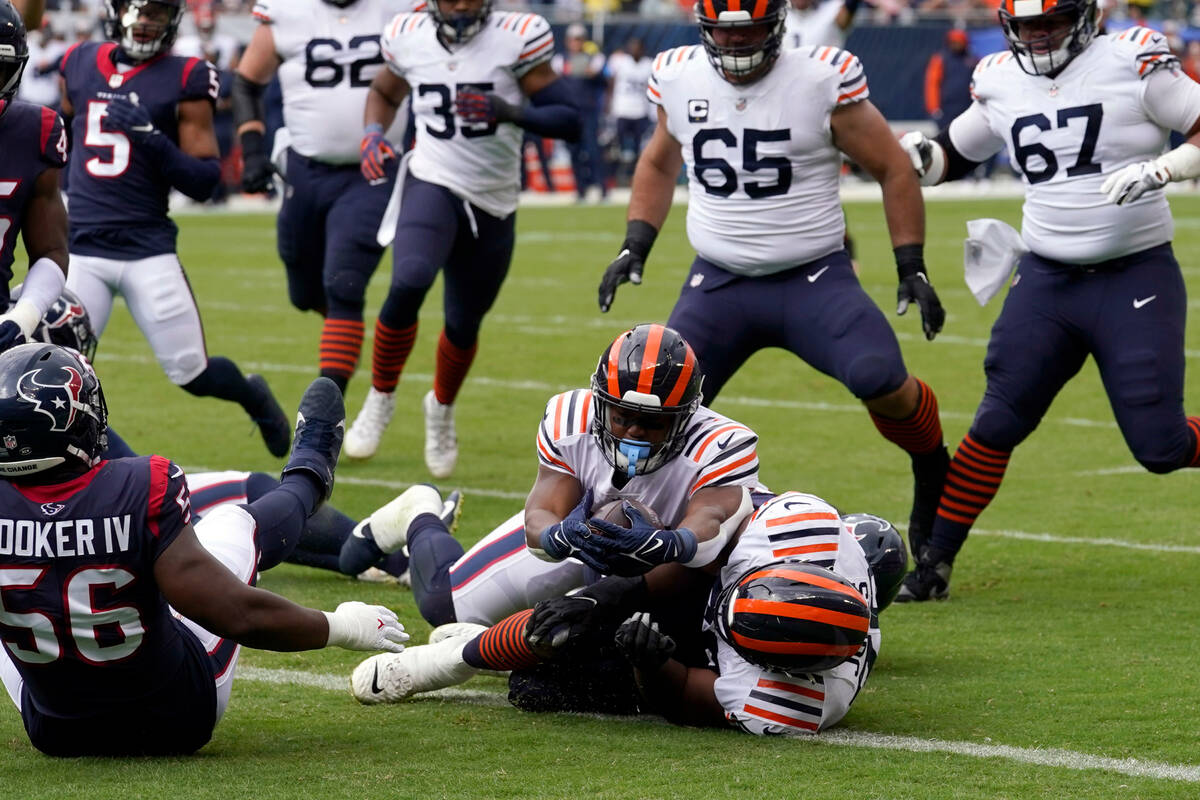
[4,195,1200,798]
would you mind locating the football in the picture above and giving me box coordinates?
[590,498,663,531]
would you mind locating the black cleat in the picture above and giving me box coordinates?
[440,489,463,533]
[247,374,292,457]
[281,378,345,502]
[894,557,953,603]
[908,445,949,560]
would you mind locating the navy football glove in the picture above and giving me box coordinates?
[586,503,698,576]
[454,90,517,125]
[894,244,945,341]
[538,489,607,572]
[598,220,658,312]
[614,612,676,671]
[239,129,274,194]
[104,97,157,141]
[525,594,599,651]
[0,320,25,353]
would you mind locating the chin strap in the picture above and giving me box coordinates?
[616,439,651,477]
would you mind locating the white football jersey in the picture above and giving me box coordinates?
[607,51,653,120]
[649,44,867,275]
[252,0,416,164]
[381,10,554,218]
[535,389,763,527]
[950,28,1200,263]
[711,491,878,735]
[784,2,846,50]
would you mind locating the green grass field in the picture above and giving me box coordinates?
[4,195,1200,799]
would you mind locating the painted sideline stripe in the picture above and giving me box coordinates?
[238,666,1200,783]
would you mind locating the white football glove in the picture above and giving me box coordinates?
[1100,161,1170,206]
[898,131,945,187]
[323,601,409,653]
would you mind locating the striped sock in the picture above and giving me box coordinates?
[370,320,417,393]
[936,434,1011,528]
[1187,417,1200,468]
[318,318,364,390]
[433,330,477,406]
[461,609,541,671]
[869,378,944,455]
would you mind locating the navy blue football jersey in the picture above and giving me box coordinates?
[59,42,218,259]
[0,101,67,304]
[0,456,201,720]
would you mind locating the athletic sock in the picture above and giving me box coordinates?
[462,609,541,671]
[370,320,417,393]
[433,329,477,405]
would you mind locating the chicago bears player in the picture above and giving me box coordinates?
[58,0,292,458]
[598,0,950,568]
[0,351,407,757]
[233,0,417,395]
[784,0,858,50]
[0,2,68,357]
[343,324,762,659]
[345,0,580,477]
[897,2,1200,601]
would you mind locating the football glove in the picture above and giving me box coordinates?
[454,90,517,126]
[586,504,698,576]
[239,129,274,194]
[525,594,600,651]
[537,489,608,572]
[598,220,658,312]
[323,601,409,653]
[1101,161,1170,206]
[898,131,946,187]
[894,244,944,341]
[0,319,25,353]
[614,612,676,671]
[360,123,396,184]
[104,97,157,141]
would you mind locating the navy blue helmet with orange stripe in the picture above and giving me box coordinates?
[429,0,493,43]
[716,560,870,675]
[998,0,1099,76]
[591,324,703,478]
[695,0,788,84]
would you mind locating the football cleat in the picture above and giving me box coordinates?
[281,378,345,502]
[355,566,399,584]
[894,558,953,603]
[440,489,463,534]
[344,387,396,460]
[355,483,444,556]
[428,621,488,645]
[423,389,458,478]
[351,636,479,704]
[907,445,949,561]
[247,374,292,458]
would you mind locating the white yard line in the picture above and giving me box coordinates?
[238,666,1200,783]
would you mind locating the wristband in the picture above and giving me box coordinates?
[894,244,926,280]
[622,219,659,261]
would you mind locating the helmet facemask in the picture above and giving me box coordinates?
[0,5,28,118]
[999,1,1099,77]
[697,4,787,84]
[429,0,493,45]
[591,381,701,478]
[107,0,183,62]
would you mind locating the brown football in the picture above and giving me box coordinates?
[591,498,663,531]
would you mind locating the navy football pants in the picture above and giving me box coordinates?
[666,250,909,403]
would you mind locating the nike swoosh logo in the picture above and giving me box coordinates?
[371,664,383,694]
[807,266,831,283]
[716,433,735,449]
[783,500,814,511]
[1133,295,1157,309]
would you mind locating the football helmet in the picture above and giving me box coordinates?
[8,286,98,362]
[0,1,29,119]
[842,512,907,612]
[0,343,108,478]
[103,0,185,62]
[695,0,788,84]
[591,324,703,478]
[716,560,870,675]
[429,0,493,44]
[998,0,1099,77]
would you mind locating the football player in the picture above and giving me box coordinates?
[233,0,417,395]
[351,490,893,739]
[897,2,1200,601]
[0,2,68,357]
[344,0,580,478]
[58,0,292,458]
[339,324,763,630]
[784,0,858,50]
[0,356,407,757]
[597,0,950,568]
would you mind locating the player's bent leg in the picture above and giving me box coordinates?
[0,643,23,711]
[63,253,119,337]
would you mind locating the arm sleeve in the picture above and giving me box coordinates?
[512,15,554,78]
[181,58,220,105]
[380,13,410,77]
[535,390,593,475]
[947,100,1005,162]
[831,49,868,107]
[1142,66,1200,135]
[149,456,193,557]
[37,107,67,168]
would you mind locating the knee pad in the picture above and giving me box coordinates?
[324,269,369,313]
[845,353,904,401]
[163,347,208,386]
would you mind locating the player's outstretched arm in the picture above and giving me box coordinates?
[233,24,282,193]
[360,69,409,182]
[523,467,610,570]
[597,106,681,312]
[155,525,406,653]
[615,612,726,728]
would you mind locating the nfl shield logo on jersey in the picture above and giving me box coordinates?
[2,435,15,450]
[688,99,709,122]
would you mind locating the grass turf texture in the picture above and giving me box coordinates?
[3,196,1200,798]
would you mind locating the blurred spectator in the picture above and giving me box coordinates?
[924,28,974,134]
[17,19,68,110]
[785,0,858,49]
[606,36,652,186]
[552,23,609,201]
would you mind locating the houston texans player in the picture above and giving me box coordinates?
[597,0,950,567]
[57,0,292,458]
[234,0,418,395]
[344,0,580,478]
[0,353,407,757]
[897,2,1200,601]
[0,2,68,357]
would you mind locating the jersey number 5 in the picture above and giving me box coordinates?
[84,101,131,179]
[1010,104,1103,185]
[0,566,145,665]
[692,128,792,199]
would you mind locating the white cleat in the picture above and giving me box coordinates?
[344,387,396,460]
[362,483,444,555]
[428,622,488,645]
[423,389,458,479]
[355,566,399,584]
[351,637,479,704]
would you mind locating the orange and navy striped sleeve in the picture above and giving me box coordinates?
[731,673,828,734]
[684,414,759,495]
[1113,26,1179,79]
[511,13,554,78]
[749,493,843,566]
[805,45,868,108]
[381,12,427,74]
[647,45,699,107]
[535,390,593,475]
[251,0,272,23]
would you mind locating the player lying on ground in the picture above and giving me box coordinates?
[0,355,406,757]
